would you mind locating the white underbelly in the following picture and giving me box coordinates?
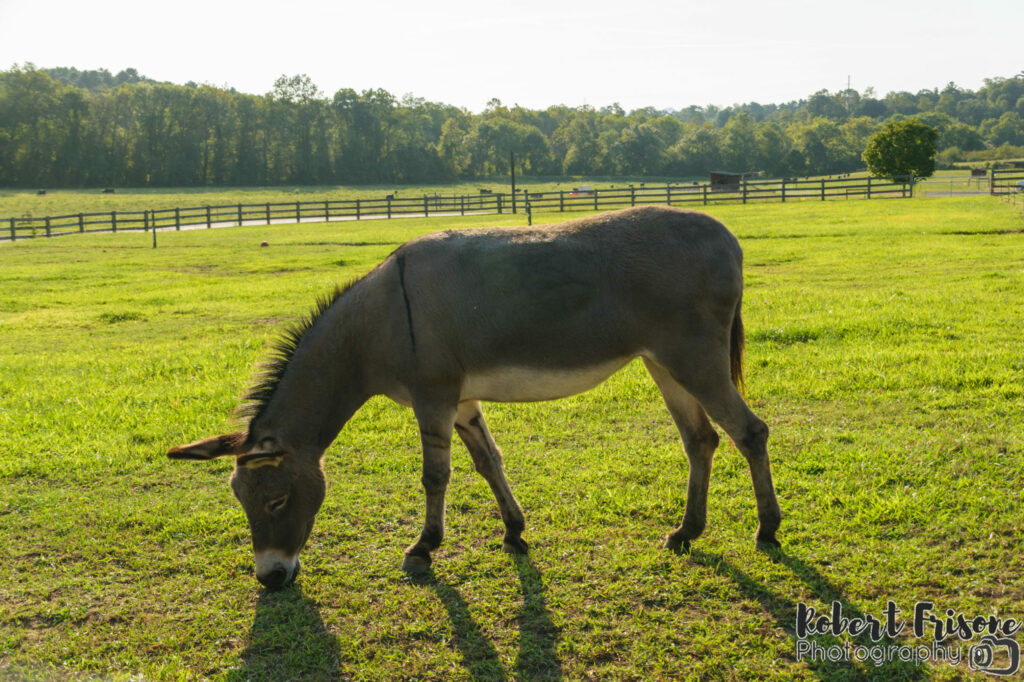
[460,357,632,402]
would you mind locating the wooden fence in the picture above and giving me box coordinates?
[991,168,1024,195]
[524,175,912,213]
[2,175,914,241]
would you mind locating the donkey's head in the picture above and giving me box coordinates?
[167,432,326,588]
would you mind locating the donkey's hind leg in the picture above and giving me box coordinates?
[693,382,781,548]
[455,401,528,554]
[643,358,721,553]
[646,346,782,550]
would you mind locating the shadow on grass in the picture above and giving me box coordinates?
[227,583,343,681]
[406,566,507,681]
[405,555,562,681]
[509,554,563,681]
[690,549,929,681]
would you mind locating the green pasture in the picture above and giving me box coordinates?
[0,170,935,221]
[1,197,1022,680]
[0,180,680,220]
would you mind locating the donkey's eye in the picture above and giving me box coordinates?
[266,495,289,513]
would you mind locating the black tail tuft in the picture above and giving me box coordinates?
[730,298,745,393]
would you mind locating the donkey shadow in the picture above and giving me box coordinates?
[228,583,344,681]
[689,548,929,680]
[406,554,562,681]
[510,554,562,680]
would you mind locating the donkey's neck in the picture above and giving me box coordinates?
[249,292,371,456]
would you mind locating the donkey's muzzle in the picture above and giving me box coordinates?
[254,550,300,589]
[257,566,289,589]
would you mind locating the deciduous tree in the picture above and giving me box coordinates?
[862,118,938,178]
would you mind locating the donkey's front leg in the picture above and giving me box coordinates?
[455,401,527,554]
[402,401,458,572]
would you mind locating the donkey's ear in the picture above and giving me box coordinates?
[167,432,248,460]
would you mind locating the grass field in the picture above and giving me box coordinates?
[0,171,953,223]
[1,197,1022,680]
[0,180,690,221]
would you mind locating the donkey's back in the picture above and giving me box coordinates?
[388,205,745,387]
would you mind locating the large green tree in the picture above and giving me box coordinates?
[862,118,938,178]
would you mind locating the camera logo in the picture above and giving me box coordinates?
[968,636,1021,676]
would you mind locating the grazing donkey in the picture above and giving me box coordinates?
[167,205,781,588]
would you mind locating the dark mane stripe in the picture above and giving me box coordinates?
[235,282,353,424]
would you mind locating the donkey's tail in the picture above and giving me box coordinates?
[730,296,746,393]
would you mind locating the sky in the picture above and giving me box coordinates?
[1,0,1021,113]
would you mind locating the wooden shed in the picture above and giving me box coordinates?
[709,171,756,191]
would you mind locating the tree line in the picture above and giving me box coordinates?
[1,64,1022,188]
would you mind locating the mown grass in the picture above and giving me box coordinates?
[1,197,1022,680]
[0,170,995,221]
[0,179,686,221]
[0,171,914,221]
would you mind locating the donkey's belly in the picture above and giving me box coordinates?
[460,357,632,402]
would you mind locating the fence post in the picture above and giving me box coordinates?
[460,195,465,216]
[387,196,392,219]
[8,217,14,241]
[820,180,826,201]
[235,204,241,226]
[206,206,212,228]
[666,184,672,205]
[424,195,429,217]
[144,210,149,232]
[175,207,181,230]
[867,177,872,199]
[497,194,503,214]
[742,180,748,205]
[266,203,271,225]
[781,179,786,203]
[702,184,708,205]
[594,190,599,211]
[324,200,329,223]
[356,198,362,220]
[560,190,565,212]
[295,202,300,223]
[112,211,117,233]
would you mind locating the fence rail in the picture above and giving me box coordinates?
[2,175,914,242]
[991,168,1024,195]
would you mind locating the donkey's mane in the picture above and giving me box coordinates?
[236,281,355,424]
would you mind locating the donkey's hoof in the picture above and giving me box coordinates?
[502,537,529,554]
[755,531,782,550]
[664,535,691,555]
[401,552,432,574]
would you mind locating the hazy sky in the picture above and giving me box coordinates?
[1,0,1020,112]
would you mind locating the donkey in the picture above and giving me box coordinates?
[167,205,781,588]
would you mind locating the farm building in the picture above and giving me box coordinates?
[709,171,759,191]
